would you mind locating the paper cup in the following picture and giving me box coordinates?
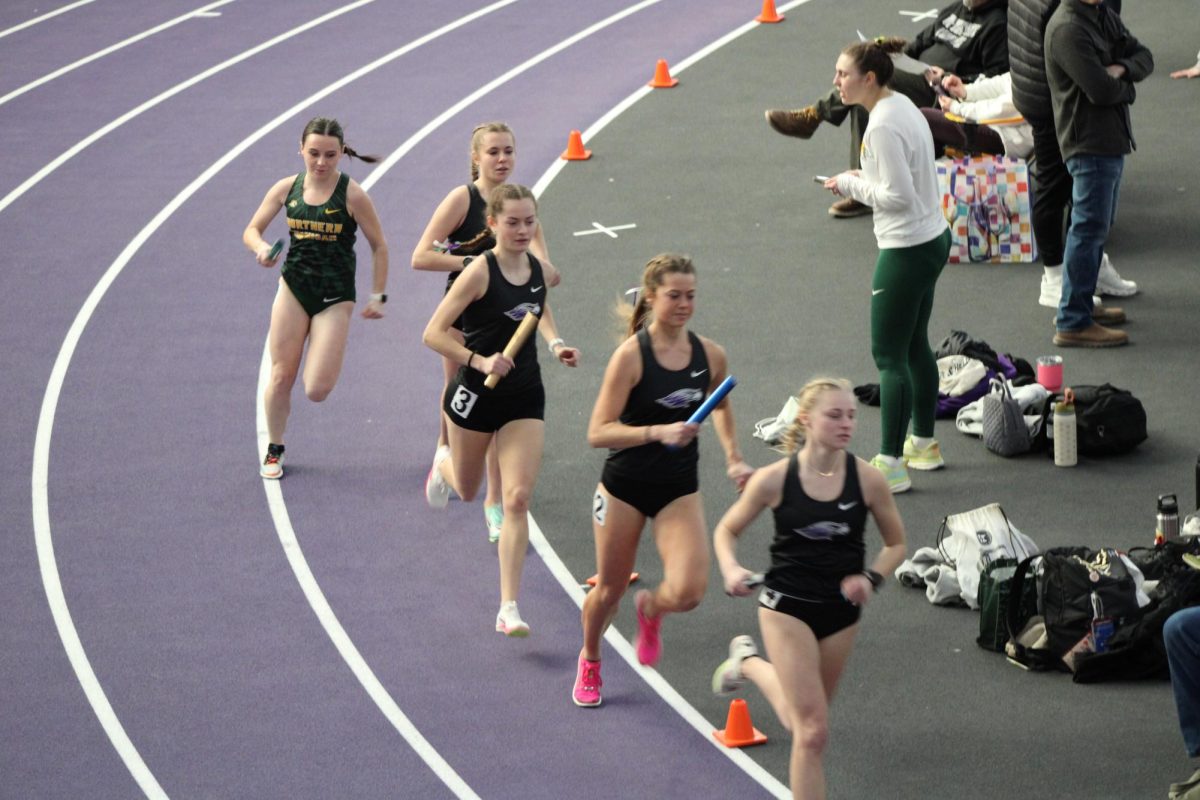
[1036,355,1063,392]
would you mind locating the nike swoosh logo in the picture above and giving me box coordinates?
[530,285,543,293]
[691,369,707,378]
[323,296,342,303]
[871,289,884,296]
[838,501,858,511]
[324,208,341,215]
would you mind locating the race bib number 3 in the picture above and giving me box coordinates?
[450,385,479,419]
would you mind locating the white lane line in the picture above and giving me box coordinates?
[0,0,383,216]
[524,2,822,797]
[255,348,480,800]
[532,0,814,199]
[0,0,96,40]
[0,0,238,108]
[361,0,665,190]
[30,3,517,796]
[527,512,790,799]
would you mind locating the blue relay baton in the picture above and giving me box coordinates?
[266,238,285,261]
[665,375,737,450]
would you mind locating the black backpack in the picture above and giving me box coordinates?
[1070,541,1200,682]
[1005,547,1145,672]
[1032,383,1147,456]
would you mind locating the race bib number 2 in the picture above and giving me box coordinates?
[592,489,608,527]
[450,385,479,419]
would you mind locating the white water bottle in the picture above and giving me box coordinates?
[1054,400,1077,467]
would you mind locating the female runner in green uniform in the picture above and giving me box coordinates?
[243,117,389,478]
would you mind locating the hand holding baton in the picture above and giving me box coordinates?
[483,312,540,389]
[665,375,737,450]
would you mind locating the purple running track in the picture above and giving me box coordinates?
[1,1,794,797]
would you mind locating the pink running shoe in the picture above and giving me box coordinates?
[572,651,602,707]
[634,590,662,667]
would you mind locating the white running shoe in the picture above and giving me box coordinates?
[711,635,759,695]
[1038,270,1101,309]
[425,446,450,509]
[1095,252,1138,297]
[495,601,530,637]
[260,443,284,480]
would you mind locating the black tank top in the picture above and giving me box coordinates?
[445,183,492,292]
[282,172,357,282]
[458,251,544,396]
[766,453,869,601]
[604,328,710,482]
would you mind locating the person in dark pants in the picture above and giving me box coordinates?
[1007,0,1137,309]
[1044,0,1152,347]
[1165,607,1200,799]
[765,0,1009,218]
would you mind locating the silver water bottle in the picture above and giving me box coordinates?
[1157,493,1180,545]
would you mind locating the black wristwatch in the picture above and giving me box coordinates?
[862,569,884,592]
[461,255,474,269]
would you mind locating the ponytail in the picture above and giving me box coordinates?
[300,116,379,163]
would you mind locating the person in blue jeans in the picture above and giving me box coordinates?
[1166,607,1200,799]
[1043,0,1153,348]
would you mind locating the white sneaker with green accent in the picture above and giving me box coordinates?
[902,436,945,471]
[712,635,759,695]
[870,454,911,494]
[485,504,503,543]
[425,446,450,509]
[495,601,530,637]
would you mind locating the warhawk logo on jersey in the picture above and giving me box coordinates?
[655,388,704,410]
[793,521,851,541]
[504,302,542,321]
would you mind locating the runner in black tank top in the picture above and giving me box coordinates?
[708,379,907,800]
[574,254,752,708]
[411,123,561,544]
[243,116,388,480]
[422,184,579,641]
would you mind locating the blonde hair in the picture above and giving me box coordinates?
[616,253,696,339]
[781,377,855,454]
[486,183,537,221]
[470,121,515,180]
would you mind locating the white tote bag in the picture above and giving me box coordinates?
[935,503,1039,609]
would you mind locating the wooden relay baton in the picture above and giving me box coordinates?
[483,311,540,389]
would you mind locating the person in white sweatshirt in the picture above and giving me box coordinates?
[921,71,1034,158]
[820,38,951,494]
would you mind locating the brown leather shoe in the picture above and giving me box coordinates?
[1053,323,1129,348]
[829,198,872,218]
[1092,305,1126,325]
[764,107,821,139]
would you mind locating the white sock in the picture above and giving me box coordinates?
[911,436,935,450]
[1044,265,1062,280]
[875,454,903,468]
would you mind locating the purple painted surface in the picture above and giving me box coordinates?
[2,1,783,798]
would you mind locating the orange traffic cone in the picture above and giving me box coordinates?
[755,0,784,23]
[647,59,679,88]
[585,572,639,587]
[560,129,592,161]
[713,698,769,748]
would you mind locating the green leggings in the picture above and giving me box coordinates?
[870,229,951,457]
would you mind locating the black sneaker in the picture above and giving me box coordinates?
[261,443,285,479]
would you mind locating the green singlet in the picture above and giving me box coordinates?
[280,172,358,317]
